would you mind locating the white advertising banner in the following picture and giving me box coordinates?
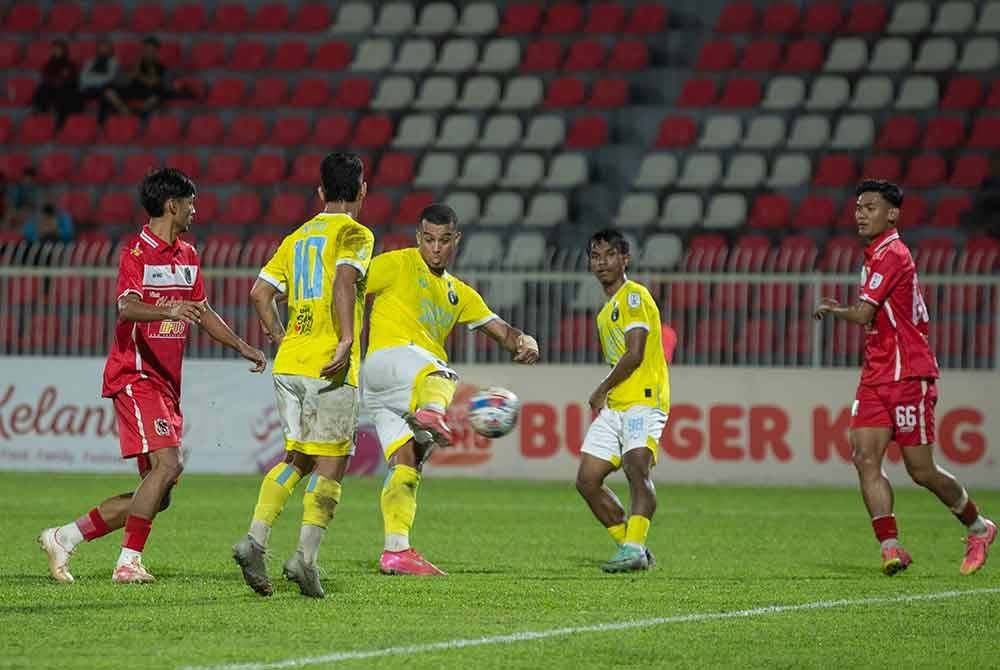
[0,358,997,488]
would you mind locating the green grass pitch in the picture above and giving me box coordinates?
[2,472,998,669]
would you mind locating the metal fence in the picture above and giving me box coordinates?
[1,239,997,369]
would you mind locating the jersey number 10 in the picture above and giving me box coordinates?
[293,236,326,301]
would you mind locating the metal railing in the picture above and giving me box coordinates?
[1,240,997,369]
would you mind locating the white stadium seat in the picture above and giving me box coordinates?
[436,115,479,149]
[480,192,524,226]
[330,3,372,34]
[676,154,722,189]
[978,2,1000,32]
[499,76,544,110]
[868,38,912,71]
[445,191,481,223]
[887,2,931,34]
[370,77,415,110]
[414,2,457,35]
[456,232,502,268]
[523,193,567,227]
[914,38,957,70]
[767,154,811,188]
[613,193,658,228]
[698,115,742,149]
[392,114,436,148]
[373,2,415,35]
[485,278,526,309]
[350,40,393,71]
[544,154,587,189]
[456,76,500,110]
[722,154,766,189]
[393,40,435,72]
[805,76,849,109]
[413,77,457,110]
[661,193,702,228]
[894,76,938,109]
[742,116,785,150]
[704,194,747,230]
[479,114,523,149]
[824,38,868,71]
[478,39,520,72]
[435,40,478,73]
[633,153,678,188]
[638,234,683,270]
[849,76,893,110]
[787,115,831,149]
[829,114,875,149]
[500,153,544,188]
[933,1,975,33]
[503,233,547,268]
[958,38,1000,71]
[522,116,565,150]
[762,77,805,110]
[457,153,501,188]
[457,3,500,35]
[414,153,458,188]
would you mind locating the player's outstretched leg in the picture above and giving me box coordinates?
[900,444,996,575]
[403,372,457,447]
[379,443,446,576]
[602,449,655,574]
[234,457,308,596]
[39,494,131,583]
[851,428,911,575]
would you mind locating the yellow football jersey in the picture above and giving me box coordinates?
[366,248,496,362]
[258,212,374,385]
[596,279,670,412]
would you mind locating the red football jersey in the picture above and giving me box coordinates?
[102,226,206,401]
[857,230,939,385]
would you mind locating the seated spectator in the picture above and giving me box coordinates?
[3,166,42,229]
[104,36,168,117]
[23,203,74,244]
[31,39,82,126]
[80,37,119,122]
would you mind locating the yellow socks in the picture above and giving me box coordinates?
[607,523,627,545]
[302,474,342,529]
[249,462,303,546]
[416,374,456,413]
[381,465,421,551]
[625,515,651,548]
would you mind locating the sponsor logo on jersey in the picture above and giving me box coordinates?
[628,292,641,308]
[868,272,883,290]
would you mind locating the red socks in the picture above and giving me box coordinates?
[122,515,152,552]
[76,508,112,541]
[954,499,980,526]
[872,515,898,543]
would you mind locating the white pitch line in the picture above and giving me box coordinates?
[181,587,1000,670]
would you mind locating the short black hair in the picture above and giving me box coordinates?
[139,168,196,217]
[856,179,903,208]
[320,152,364,202]
[418,203,458,228]
[588,228,629,256]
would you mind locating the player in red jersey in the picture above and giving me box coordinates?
[38,168,267,584]
[814,179,995,576]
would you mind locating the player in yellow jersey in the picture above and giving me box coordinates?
[576,229,669,573]
[363,203,539,575]
[232,153,374,598]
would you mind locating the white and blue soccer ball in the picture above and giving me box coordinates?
[467,387,521,438]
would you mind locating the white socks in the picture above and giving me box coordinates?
[249,520,271,548]
[298,524,325,565]
[117,547,141,567]
[384,533,410,552]
[880,538,900,551]
[58,522,84,551]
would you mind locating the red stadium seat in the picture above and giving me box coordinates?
[974,323,995,362]
[718,78,761,107]
[3,3,42,31]
[76,152,116,185]
[813,155,856,187]
[81,2,125,32]
[118,152,158,184]
[729,234,771,271]
[115,39,142,67]
[18,114,55,144]
[685,234,728,271]
[556,315,600,355]
[762,2,799,32]
[565,115,608,148]
[941,77,982,110]
[801,2,841,32]
[224,114,267,146]
[246,153,286,185]
[696,40,737,71]
[291,2,330,32]
[229,40,269,71]
[692,319,728,357]
[272,40,309,70]
[822,235,863,272]
[903,155,946,188]
[0,152,30,179]
[69,39,97,64]
[187,41,226,69]
[23,39,52,68]
[583,2,625,33]
[736,319,776,356]
[749,193,791,229]
[206,77,246,107]
[844,2,887,34]
[193,191,219,224]
[934,196,971,229]
[99,190,135,223]
[165,153,200,180]
[38,151,74,183]
[564,40,605,70]
[361,193,393,227]
[542,3,583,33]
[773,234,818,271]
[961,237,1000,272]
[45,3,83,32]
[625,3,667,33]
[172,3,206,32]
[252,3,289,31]
[332,78,372,108]
[967,117,1000,148]
[372,152,415,187]
[0,115,11,144]
[950,154,990,188]
[987,81,1000,107]
[312,41,351,70]
[676,78,716,107]
[312,115,351,146]
[130,2,165,32]
[782,39,824,71]
[184,113,224,146]
[56,114,98,145]
[795,195,835,229]
[266,192,307,225]
[354,115,392,147]
[545,77,585,107]
[22,314,62,352]
[0,41,19,68]
[204,154,244,184]
[57,190,94,224]
[289,153,324,185]
[378,232,411,252]
[607,40,648,70]
[861,154,902,182]
[99,114,139,144]
[220,191,262,226]
[3,76,36,106]
[141,115,183,146]
[396,192,434,225]
[877,115,920,150]
[214,3,249,32]
[716,2,756,33]
[248,77,288,107]
[739,39,781,71]
[499,3,542,33]
[522,40,562,71]
[915,237,955,273]
[901,194,928,226]
[289,78,330,108]
[588,78,628,107]
[268,116,310,146]
[923,117,965,149]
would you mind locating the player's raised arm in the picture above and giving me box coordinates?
[589,327,645,413]
[479,318,539,364]
[197,300,267,373]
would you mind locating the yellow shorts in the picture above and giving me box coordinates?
[273,374,358,458]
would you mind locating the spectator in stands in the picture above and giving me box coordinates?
[964,156,1000,238]
[104,37,168,117]
[23,203,74,245]
[30,39,82,126]
[3,166,42,229]
[80,38,119,122]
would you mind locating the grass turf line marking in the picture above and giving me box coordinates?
[181,587,1000,670]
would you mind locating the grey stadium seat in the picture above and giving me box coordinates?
[479,114,522,149]
[413,77,458,111]
[457,153,502,188]
[787,115,831,149]
[638,234,683,270]
[456,232,502,269]
[698,115,742,149]
[414,2,457,35]
[522,116,565,150]
[762,77,806,110]
[849,76,893,110]
[435,40,478,73]
[703,193,747,230]
[829,114,875,149]
[478,39,520,72]
[868,38,912,71]
[722,154,766,189]
[503,233,547,269]
[894,77,938,109]
[614,193,658,228]
[435,115,479,149]
[371,77,415,110]
[633,153,678,188]
[456,76,500,110]
[660,193,702,228]
[480,192,524,226]
[445,191,481,224]
[329,3,372,34]
[350,40,393,71]
[544,154,587,189]
[978,3,1000,32]
[958,38,1000,71]
[523,193,567,227]
[887,2,931,34]
[373,3,415,35]
[805,76,849,109]
[914,38,957,71]
[767,154,811,189]
[393,40,435,72]
[414,153,458,188]
[499,76,543,110]
[934,1,975,33]
[500,153,544,188]
[485,278,526,309]
[676,154,722,189]
[824,38,868,71]
[456,3,500,35]
[742,116,785,150]
[392,114,436,148]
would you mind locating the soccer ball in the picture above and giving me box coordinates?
[467,387,521,438]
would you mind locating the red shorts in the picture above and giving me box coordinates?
[850,379,937,447]
[113,380,183,468]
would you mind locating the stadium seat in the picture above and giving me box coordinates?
[217,192,261,226]
[935,195,972,228]
[582,2,625,33]
[0,41,19,69]
[171,3,206,32]
[869,38,912,71]
[228,40,268,71]
[0,115,10,145]
[499,3,541,33]
[223,115,266,146]
[861,154,902,182]
[901,194,928,227]
[247,77,288,108]
[457,76,501,110]
[984,80,1000,107]
[2,3,40,31]
[414,153,458,188]
[271,40,309,70]
[822,235,863,272]
[478,39,520,72]
[522,40,562,71]
[565,40,605,70]
[767,154,811,188]
[608,40,649,70]
[719,78,761,107]
[500,153,544,188]
[813,155,856,187]
[393,39,435,72]
[372,152,415,187]
[435,39,478,73]
[978,2,1000,32]
[447,191,482,224]
[542,3,583,33]
[183,113,223,146]
[742,38,781,71]
[588,78,628,108]
[877,115,920,149]
[165,153,199,180]
[635,234,682,271]
[435,115,477,149]
[704,193,747,229]
[38,151,74,184]
[312,115,351,146]
[762,3,800,33]
[56,114,97,145]
[292,2,331,32]
[795,195,836,229]
[659,193,702,228]
[76,153,116,185]
[213,3,249,32]
[748,194,791,229]
[44,3,84,32]
[967,117,1000,147]
[923,116,965,148]
[544,154,587,189]
[392,114,436,149]
[743,116,785,149]
[806,75,849,109]
[787,115,831,149]
[350,39,393,71]
[676,154,722,189]
[414,77,458,111]
[395,192,434,225]
[414,2,457,35]
[18,114,55,144]
[676,78,716,107]
[265,192,306,226]
[329,78,370,109]
[456,3,498,35]
[502,232,546,268]
[98,189,135,223]
[373,3,415,35]
[844,2,888,33]
[329,3,372,33]
[950,154,990,187]
[698,115,742,149]
[201,154,245,185]
[888,2,931,34]
[762,77,805,109]
[129,2,165,32]
[80,2,124,31]
[206,77,246,107]
[355,194,390,227]
[716,2,756,33]
[915,37,957,71]
[522,193,567,228]
[614,193,657,228]
[849,76,893,110]
[116,152,159,184]
[565,116,608,148]
[371,77,415,110]
[830,115,875,149]
[57,189,94,224]
[289,78,330,108]
[187,41,226,70]
[958,38,1000,71]
[941,76,982,109]
[697,40,738,71]
[625,3,667,33]
[723,154,766,188]
[245,153,285,186]
[655,115,696,147]
[523,116,565,149]
[480,114,522,149]
[457,153,501,188]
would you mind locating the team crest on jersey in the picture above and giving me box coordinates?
[418,276,429,289]
[131,244,142,257]
[154,418,170,436]
[868,272,884,290]
[627,291,641,308]
[356,247,369,260]
[611,304,619,322]
[448,289,459,305]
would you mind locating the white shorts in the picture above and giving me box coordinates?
[273,374,359,457]
[361,344,457,458]
[581,406,668,468]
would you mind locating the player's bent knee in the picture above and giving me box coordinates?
[158,487,173,512]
